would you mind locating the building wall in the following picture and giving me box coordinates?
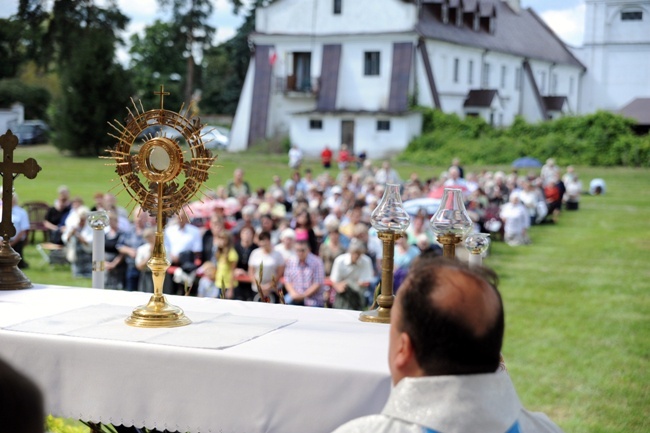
[574,0,650,111]
[290,112,422,159]
[231,0,589,153]
[256,0,416,35]
[0,103,25,137]
[229,56,257,152]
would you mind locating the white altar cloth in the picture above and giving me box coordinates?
[0,286,391,433]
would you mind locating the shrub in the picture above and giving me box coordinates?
[401,108,647,167]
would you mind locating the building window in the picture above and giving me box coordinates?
[453,58,459,83]
[481,62,490,88]
[377,120,390,131]
[515,67,522,90]
[621,10,642,20]
[364,51,380,76]
[333,0,342,15]
[468,60,474,85]
[500,65,506,89]
[310,119,323,130]
[290,52,312,91]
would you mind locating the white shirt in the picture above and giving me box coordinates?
[333,373,564,433]
[248,248,285,292]
[500,202,530,236]
[288,147,303,168]
[330,253,374,286]
[164,223,202,258]
[0,204,30,242]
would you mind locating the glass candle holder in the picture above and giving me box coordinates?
[429,188,472,258]
[370,184,411,233]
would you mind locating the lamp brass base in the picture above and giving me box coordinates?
[125,294,191,328]
[359,307,391,324]
[0,241,32,290]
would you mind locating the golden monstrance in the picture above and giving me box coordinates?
[105,86,216,327]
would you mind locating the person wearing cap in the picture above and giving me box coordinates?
[274,228,297,262]
[326,185,343,210]
[329,239,374,310]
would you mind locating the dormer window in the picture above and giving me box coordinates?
[333,0,342,15]
[621,10,642,21]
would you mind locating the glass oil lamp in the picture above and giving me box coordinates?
[360,184,410,324]
[464,233,491,268]
[429,188,472,258]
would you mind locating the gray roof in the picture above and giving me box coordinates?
[464,89,498,107]
[618,98,650,125]
[543,96,568,111]
[416,0,585,69]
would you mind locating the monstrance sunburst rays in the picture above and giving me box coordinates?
[103,86,217,328]
[104,88,217,220]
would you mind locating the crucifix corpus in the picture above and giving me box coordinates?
[0,130,42,290]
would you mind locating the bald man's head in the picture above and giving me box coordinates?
[396,256,504,376]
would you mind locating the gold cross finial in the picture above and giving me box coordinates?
[154,85,170,110]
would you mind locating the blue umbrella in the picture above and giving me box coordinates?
[512,156,542,168]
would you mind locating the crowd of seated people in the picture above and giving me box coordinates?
[29,156,586,306]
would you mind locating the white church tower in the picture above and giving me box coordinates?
[573,0,650,113]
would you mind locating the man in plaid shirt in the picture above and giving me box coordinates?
[283,240,326,306]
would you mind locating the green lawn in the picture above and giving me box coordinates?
[10,144,650,433]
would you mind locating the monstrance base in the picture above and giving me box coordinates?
[125,294,191,328]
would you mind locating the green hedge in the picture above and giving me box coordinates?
[0,79,51,121]
[400,108,650,167]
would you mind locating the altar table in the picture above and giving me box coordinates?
[0,286,391,433]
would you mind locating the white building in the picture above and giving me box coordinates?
[572,0,650,125]
[230,0,585,158]
[0,103,24,137]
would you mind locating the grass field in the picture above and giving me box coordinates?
[9,144,650,433]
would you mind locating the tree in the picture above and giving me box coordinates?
[53,27,134,156]
[0,19,27,79]
[158,0,217,105]
[128,20,186,110]
[200,0,277,115]
[44,0,134,156]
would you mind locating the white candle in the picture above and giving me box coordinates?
[468,252,482,268]
[88,211,109,289]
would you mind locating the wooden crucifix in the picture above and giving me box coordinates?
[0,130,42,290]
